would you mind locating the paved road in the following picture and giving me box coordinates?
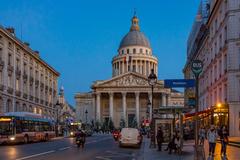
[0,134,144,160]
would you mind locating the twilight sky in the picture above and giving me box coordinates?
[0,0,200,106]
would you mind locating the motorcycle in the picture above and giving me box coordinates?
[113,133,119,141]
[76,137,85,148]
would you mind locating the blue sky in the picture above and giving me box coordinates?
[0,0,200,106]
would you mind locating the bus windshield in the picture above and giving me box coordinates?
[0,120,13,135]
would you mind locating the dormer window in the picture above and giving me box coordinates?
[133,48,136,54]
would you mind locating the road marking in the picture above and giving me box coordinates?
[16,150,55,160]
[59,146,71,151]
[95,156,111,160]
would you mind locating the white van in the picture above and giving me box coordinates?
[118,128,142,148]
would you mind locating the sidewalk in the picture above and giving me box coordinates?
[204,138,240,160]
[142,138,194,160]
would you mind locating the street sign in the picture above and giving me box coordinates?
[164,79,195,88]
[191,60,203,76]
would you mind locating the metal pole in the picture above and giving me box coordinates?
[151,85,156,148]
[194,76,199,159]
[56,107,59,137]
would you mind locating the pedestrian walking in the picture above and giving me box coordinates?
[207,125,218,157]
[156,127,163,151]
[219,125,229,157]
[199,126,206,145]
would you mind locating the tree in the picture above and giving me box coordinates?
[108,118,115,132]
[131,117,138,128]
[119,118,126,129]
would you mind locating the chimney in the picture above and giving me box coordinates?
[6,27,15,36]
[24,42,30,46]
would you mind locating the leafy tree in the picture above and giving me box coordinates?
[119,118,126,129]
[108,118,115,132]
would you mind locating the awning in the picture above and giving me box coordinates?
[184,108,213,118]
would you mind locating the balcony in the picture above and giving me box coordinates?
[23,93,28,99]
[35,97,39,103]
[40,82,44,89]
[29,95,34,101]
[15,69,21,79]
[7,87,13,94]
[23,73,28,81]
[30,76,34,83]
[0,84,5,91]
[7,65,13,75]
[15,90,21,97]
[0,59,4,71]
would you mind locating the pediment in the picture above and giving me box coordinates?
[93,72,160,88]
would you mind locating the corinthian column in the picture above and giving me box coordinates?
[122,92,127,121]
[96,93,101,121]
[109,92,114,120]
[162,93,166,107]
[135,92,140,126]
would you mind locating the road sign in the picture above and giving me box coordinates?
[164,79,195,88]
[191,60,203,76]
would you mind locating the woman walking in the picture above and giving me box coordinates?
[207,125,218,157]
[219,126,229,157]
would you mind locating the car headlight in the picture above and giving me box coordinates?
[9,137,15,141]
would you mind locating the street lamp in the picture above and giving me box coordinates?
[85,109,88,124]
[148,68,157,148]
[55,100,60,137]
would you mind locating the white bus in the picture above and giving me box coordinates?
[0,112,55,144]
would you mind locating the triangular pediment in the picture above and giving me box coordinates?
[92,72,162,88]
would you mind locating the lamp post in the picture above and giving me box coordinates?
[148,68,157,148]
[55,100,60,137]
[85,109,88,124]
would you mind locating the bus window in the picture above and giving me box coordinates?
[16,120,22,133]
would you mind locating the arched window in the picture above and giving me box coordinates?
[29,105,33,112]
[133,48,136,54]
[122,50,124,54]
[146,50,148,54]
[140,48,143,53]
[127,49,129,54]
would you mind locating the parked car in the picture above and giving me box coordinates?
[118,128,142,148]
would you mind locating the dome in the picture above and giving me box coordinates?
[119,31,151,49]
[119,15,151,49]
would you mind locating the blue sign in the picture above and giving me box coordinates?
[164,79,195,88]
